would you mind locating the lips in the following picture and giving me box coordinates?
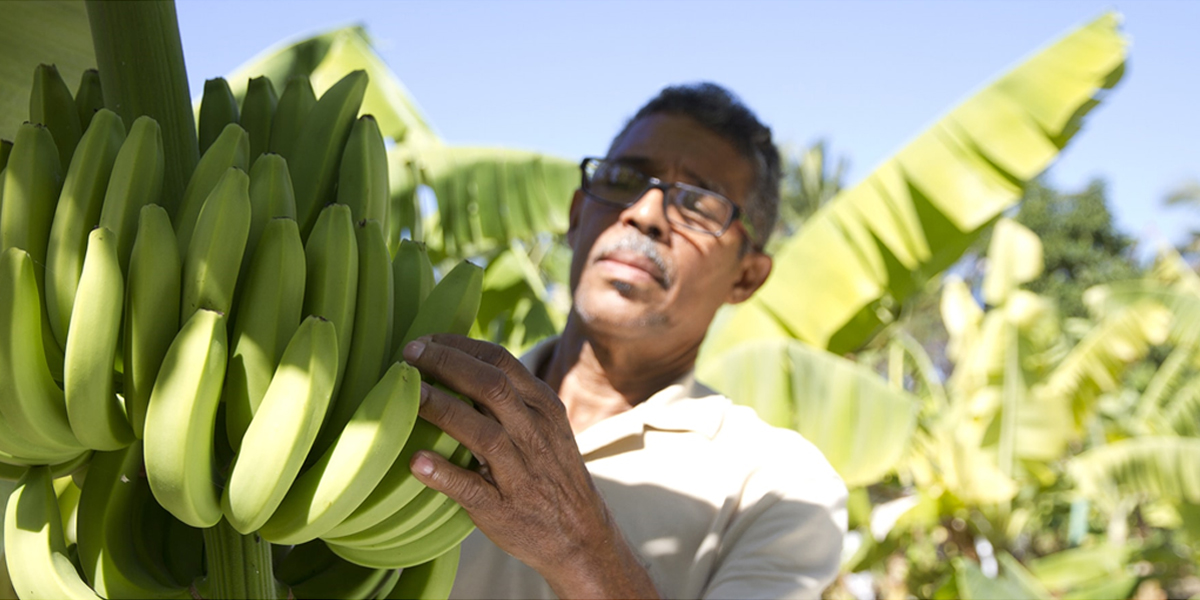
[596,248,668,289]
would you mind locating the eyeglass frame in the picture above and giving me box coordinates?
[578,157,761,251]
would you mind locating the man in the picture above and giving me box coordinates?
[402,83,848,599]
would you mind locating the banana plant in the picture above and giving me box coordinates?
[692,13,1127,488]
[213,26,579,263]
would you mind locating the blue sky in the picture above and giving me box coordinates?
[176,0,1200,254]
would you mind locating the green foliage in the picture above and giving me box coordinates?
[1015,178,1143,319]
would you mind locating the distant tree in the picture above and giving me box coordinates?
[1014,177,1144,320]
[772,139,848,244]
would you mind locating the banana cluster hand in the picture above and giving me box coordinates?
[2,64,481,599]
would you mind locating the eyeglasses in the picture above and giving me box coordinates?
[579,157,758,248]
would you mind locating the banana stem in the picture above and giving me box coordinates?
[84,0,199,220]
[201,518,283,599]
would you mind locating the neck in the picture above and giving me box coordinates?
[540,314,699,433]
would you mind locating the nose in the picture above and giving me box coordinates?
[620,185,670,242]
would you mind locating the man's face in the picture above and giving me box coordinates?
[566,113,772,348]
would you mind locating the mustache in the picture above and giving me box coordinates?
[595,234,674,289]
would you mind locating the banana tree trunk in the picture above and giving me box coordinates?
[83,2,275,597]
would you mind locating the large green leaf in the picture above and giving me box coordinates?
[702,12,1126,357]
[220,25,438,146]
[1035,292,1169,427]
[391,145,577,258]
[221,26,579,257]
[696,338,918,487]
[1070,437,1200,505]
[0,1,96,140]
[1027,544,1137,599]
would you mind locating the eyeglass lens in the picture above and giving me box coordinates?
[585,160,733,234]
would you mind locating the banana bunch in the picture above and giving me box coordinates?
[2,63,484,599]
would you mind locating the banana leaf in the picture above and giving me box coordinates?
[220,25,579,258]
[696,338,918,487]
[700,12,1126,358]
[1069,436,1200,505]
[0,1,96,140]
[220,25,438,147]
[952,554,1052,600]
[1027,544,1136,600]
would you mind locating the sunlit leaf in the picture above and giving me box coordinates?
[697,338,918,487]
[982,219,1044,306]
[702,12,1126,356]
[1070,437,1200,504]
[0,1,95,140]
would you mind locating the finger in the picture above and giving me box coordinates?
[419,382,523,473]
[424,334,551,394]
[410,449,498,513]
[413,334,563,415]
[405,338,532,427]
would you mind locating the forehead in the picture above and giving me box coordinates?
[607,113,754,200]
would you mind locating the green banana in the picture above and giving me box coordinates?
[222,315,338,534]
[123,204,182,439]
[45,107,125,349]
[290,70,368,236]
[303,203,359,401]
[30,63,83,170]
[0,139,11,172]
[291,553,396,600]
[198,77,239,155]
[98,115,164,273]
[241,152,297,289]
[327,506,475,570]
[75,441,190,598]
[393,258,484,358]
[259,361,420,545]
[160,511,204,587]
[143,308,227,528]
[180,166,251,326]
[390,239,435,357]
[343,492,463,553]
[319,419,460,539]
[0,122,64,378]
[55,473,83,548]
[240,76,277,164]
[0,448,90,480]
[384,543,461,600]
[0,247,86,462]
[323,444,472,548]
[337,115,389,228]
[128,479,175,588]
[74,69,105,132]
[267,74,316,162]
[3,466,102,599]
[64,226,135,450]
[223,216,306,451]
[275,539,340,588]
[311,218,394,461]
[174,122,249,253]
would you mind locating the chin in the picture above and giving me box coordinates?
[573,285,669,334]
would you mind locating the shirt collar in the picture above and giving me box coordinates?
[521,337,729,456]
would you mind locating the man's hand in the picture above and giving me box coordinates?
[402,334,659,599]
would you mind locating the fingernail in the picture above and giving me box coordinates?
[404,340,425,361]
[412,452,435,476]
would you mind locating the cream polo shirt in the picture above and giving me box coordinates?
[449,338,848,600]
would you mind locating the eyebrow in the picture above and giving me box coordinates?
[608,155,728,196]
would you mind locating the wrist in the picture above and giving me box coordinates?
[541,515,659,600]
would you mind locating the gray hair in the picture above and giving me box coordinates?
[608,82,781,251]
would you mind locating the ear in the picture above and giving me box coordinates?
[725,251,772,305]
[566,188,585,249]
